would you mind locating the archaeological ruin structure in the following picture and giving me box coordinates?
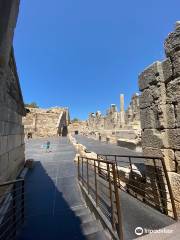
[23,107,70,138]
[139,21,180,215]
[0,0,26,183]
[87,93,141,150]
[68,120,88,135]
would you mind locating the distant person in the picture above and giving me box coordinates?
[27,132,32,139]
[46,141,51,152]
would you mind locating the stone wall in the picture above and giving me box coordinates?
[138,22,180,216]
[23,107,70,138]
[0,0,26,183]
[68,121,88,135]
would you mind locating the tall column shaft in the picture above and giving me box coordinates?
[120,94,125,126]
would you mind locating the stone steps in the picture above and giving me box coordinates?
[72,205,111,239]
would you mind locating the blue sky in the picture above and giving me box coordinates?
[14,0,180,119]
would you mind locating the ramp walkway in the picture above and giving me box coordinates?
[75,135,175,239]
[16,137,110,240]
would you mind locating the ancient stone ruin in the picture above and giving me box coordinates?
[23,107,70,138]
[139,21,180,215]
[68,120,88,135]
[87,93,141,150]
[0,0,26,183]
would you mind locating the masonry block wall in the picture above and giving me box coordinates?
[138,22,180,215]
[23,107,69,137]
[0,0,26,183]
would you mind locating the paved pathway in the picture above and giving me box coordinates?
[17,137,88,240]
[75,135,176,240]
[75,135,141,156]
[16,136,176,240]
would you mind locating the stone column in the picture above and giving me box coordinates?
[120,94,125,127]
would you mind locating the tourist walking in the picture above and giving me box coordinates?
[45,140,51,152]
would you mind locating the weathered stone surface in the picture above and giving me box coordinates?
[143,148,175,172]
[150,83,166,104]
[168,172,180,216]
[157,104,176,129]
[175,103,180,127]
[113,130,139,140]
[0,106,8,121]
[0,153,9,181]
[0,0,25,186]
[0,136,8,155]
[117,138,141,152]
[143,147,163,158]
[171,50,180,77]
[139,89,153,109]
[140,107,156,130]
[175,150,180,161]
[166,129,180,149]
[0,0,20,68]
[0,121,5,135]
[23,107,70,138]
[161,58,173,82]
[162,149,176,172]
[139,22,180,217]
[68,121,88,135]
[139,62,163,91]
[164,31,180,57]
[141,129,168,149]
[175,150,180,172]
[7,134,22,152]
[167,78,180,103]
[8,145,24,162]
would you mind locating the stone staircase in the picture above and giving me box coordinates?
[72,205,112,240]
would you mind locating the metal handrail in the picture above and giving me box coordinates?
[97,153,178,221]
[0,178,25,240]
[78,156,124,239]
[0,178,24,187]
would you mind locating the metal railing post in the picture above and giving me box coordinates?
[107,163,115,230]
[87,159,89,194]
[82,157,84,186]
[115,155,121,188]
[112,164,124,240]
[161,158,178,220]
[94,160,98,206]
[152,159,166,213]
[21,180,25,224]
[78,156,80,180]
[12,183,17,238]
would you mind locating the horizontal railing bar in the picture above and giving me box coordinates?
[143,198,172,211]
[117,175,168,186]
[97,154,163,160]
[118,182,170,201]
[145,194,171,204]
[79,157,115,164]
[0,179,24,187]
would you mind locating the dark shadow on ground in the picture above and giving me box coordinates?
[16,161,87,240]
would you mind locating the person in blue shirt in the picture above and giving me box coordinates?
[46,140,51,152]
